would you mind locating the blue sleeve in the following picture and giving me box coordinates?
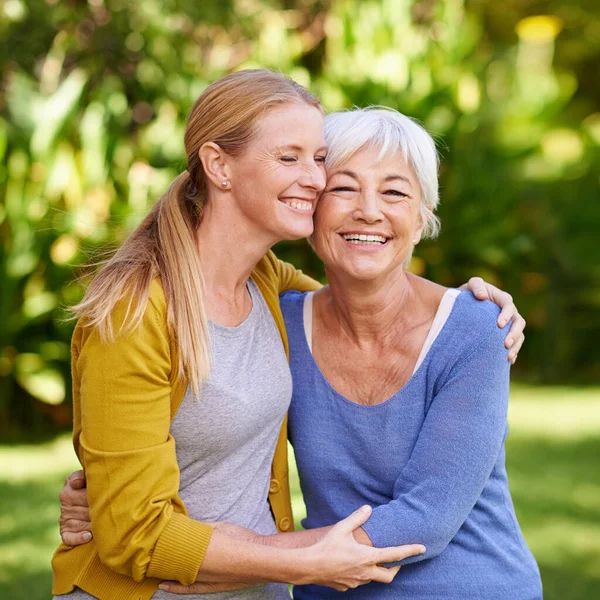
[361,320,511,564]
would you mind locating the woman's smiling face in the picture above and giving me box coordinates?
[312,145,424,282]
[226,102,328,244]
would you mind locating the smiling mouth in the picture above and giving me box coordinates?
[340,233,390,246]
[280,199,314,212]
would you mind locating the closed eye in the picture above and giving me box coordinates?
[315,155,327,163]
[330,186,357,192]
[384,189,409,198]
[280,156,298,163]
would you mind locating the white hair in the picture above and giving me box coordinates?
[324,106,441,239]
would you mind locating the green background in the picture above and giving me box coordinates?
[0,0,598,598]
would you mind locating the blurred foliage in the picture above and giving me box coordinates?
[0,0,599,434]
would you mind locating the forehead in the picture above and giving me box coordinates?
[253,102,326,147]
[329,145,416,181]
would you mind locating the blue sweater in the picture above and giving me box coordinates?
[280,290,542,600]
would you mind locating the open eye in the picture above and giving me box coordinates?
[315,155,327,164]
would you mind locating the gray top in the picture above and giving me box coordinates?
[56,279,292,600]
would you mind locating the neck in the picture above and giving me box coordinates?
[321,268,417,345]
[196,197,274,297]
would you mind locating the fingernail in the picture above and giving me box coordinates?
[499,319,506,327]
[418,545,426,554]
[82,532,92,542]
[509,351,515,360]
[506,337,514,348]
[158,584,171,591]
[361,505,372,514]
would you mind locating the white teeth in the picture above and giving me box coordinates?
[342,233,388,244]
[284,200,312,211]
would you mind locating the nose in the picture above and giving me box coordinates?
[298,160,326,193]
[353,189,383,223]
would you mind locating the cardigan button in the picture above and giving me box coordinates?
[269,478,281,493]
[278,517,292,531]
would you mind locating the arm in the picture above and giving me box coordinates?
[272,253,322,294]
[73,287,213,584]
[67,287,425,589]
[360,315,511,563]
[270,256,526,359]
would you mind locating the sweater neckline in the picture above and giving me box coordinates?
[299,288,463,409]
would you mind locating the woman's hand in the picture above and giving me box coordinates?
[297,505,424,592]
[59,470,92,546]
[162,506,423,594]
[158,581,257,594]
[461,277,526,364]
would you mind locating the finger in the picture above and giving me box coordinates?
[465,277,488,298]
[66,470,86,487]
[385,565,401,577]
[62,487,89,508]
[60,518,93,533]
[375,543,426,564]
[369,565,397,584]
[509,334,524,363]
[59,505,91,521]
[505,313,525,342]
[158,582,195,594]
[61,530,92,547]
[333,505,372,535]
[496,299,516,328]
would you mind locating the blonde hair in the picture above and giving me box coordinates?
[72,69,321,395]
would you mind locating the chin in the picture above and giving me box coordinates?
[279,219,315,241]
[338,262,388,282]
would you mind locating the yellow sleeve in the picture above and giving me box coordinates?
[73,283,212,584]
[271,252,322,294]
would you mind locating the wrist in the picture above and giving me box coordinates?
[290,547,318,586]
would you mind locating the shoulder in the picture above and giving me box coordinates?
[279,289,308,318]
[73,278,169,352]
[442,291,509,364]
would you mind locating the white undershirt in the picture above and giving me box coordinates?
[302,288,460,375]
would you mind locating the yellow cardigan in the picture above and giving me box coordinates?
[52,251,320,600]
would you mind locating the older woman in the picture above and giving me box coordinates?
[276,107,541,598]
[56,77,528,599]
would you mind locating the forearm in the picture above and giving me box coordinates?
[259,525,373,549]
[195,523,372,584]
[260,526,331,549]
[196,529,314,585]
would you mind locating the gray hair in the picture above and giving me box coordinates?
[324,106,441,239]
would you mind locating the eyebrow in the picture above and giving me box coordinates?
[333,170,413,187]
[276,144,328,153]
[384,174,413,187]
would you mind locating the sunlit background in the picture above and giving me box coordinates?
[0,0,598,598]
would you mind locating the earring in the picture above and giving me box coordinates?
[221,181,229,188]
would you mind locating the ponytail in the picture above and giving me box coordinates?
[72,171,210,396]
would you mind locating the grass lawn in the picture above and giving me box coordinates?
[1,384,599,599]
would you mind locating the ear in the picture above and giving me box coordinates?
[198,142,232,189]
[412,209,426,246]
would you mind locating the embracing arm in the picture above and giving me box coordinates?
[68,282,424,590]
[360,313,511,563]
[272,252,525,358]
[271,252,322,294]
[72,283,213,584]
